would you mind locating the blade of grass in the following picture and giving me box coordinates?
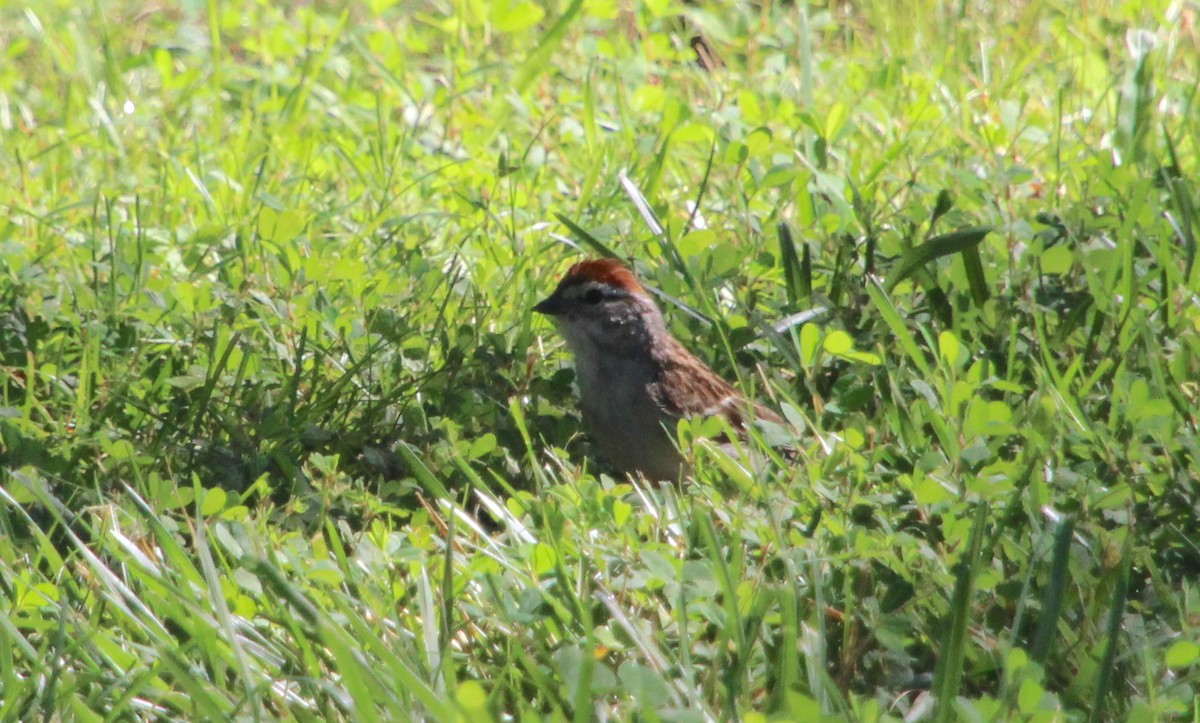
[778,222,811,307]
[960,244,990,307]
[865,276,934,379]
[1161,128,1196,282]
[885,226,993,292]
[1088,544,1132,723]
[934,502,989,723]
[1030,515,1075,664]
[394,441,453,501]
[484,0,585,138]
[552,212,619,260]
[682,140,718,235]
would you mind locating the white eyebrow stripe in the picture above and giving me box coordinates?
[564,282,633,301]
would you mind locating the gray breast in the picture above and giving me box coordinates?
[574,355,685,480]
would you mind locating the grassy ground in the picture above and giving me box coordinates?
[1,0,1198,719]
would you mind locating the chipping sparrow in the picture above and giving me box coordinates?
[533,258,786,481]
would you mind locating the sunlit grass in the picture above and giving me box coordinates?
[1,0,1197,719]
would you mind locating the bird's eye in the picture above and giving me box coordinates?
[583,288,604,304]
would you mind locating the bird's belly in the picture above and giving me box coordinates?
[579,384,685,481]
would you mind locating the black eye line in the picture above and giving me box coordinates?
[568,282,626,305]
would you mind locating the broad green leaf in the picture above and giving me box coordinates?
[1041,245,1073,274]
[490,0,544,32]
[1165,640,1199,667]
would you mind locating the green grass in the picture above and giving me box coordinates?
[1,0,1198,719]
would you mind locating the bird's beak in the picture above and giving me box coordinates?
[533,294,563,316]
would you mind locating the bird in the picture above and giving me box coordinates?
[532,258,787,481]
